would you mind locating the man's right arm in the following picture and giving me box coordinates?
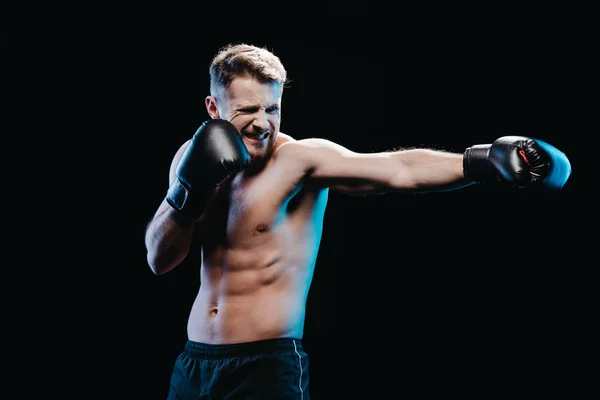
[145,119,250,275]
[144,143,197,276]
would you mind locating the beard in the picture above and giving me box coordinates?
[245,133,277,166]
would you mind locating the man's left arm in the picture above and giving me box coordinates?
[277,136,571,195]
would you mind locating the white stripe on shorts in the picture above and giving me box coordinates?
[292,340,304,400]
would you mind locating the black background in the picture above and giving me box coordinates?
[11,11,594,400]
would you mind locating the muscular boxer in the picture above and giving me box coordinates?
[144,43,571,399]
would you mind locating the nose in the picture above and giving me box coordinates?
[251,110,269,132]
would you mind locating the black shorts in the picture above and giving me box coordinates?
[167,338,310,400]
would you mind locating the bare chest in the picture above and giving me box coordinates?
[202,170,303,242]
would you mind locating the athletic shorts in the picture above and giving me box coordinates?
[167,338,310,400]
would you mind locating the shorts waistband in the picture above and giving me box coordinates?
[183,338,304,359]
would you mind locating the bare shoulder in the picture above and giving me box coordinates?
[275,136,348,158]
[273,131,296,150]
[172,139,191,164]
[274,135,303,157]
[168,139,192,181]
[270,133,316,171]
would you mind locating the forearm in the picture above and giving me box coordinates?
[145,206,197,275]
[390,149,473,192]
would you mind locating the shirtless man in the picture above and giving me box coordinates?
[144,43,571,399]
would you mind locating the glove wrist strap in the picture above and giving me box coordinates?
[463,144,493,182]
[166,180,210,221]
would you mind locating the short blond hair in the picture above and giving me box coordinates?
[209,43,288,98]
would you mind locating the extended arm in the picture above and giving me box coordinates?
[277,138,471,195]
[277,136,571,195]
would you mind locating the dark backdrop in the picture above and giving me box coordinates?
[17,26,592,400]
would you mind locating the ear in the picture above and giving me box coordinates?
[205,96,219,119]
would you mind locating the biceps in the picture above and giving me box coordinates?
[310,151,396,194]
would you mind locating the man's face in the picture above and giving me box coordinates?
[216,76,282,162]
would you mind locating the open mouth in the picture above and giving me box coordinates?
[243,132,269,143]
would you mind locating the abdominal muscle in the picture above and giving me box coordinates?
[186,243,311,344]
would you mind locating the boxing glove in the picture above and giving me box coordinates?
[166,119,250,220]
[463,136,571,191]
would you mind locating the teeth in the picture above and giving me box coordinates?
[246,133,267,141]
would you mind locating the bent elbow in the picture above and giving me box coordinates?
[146,254,161,275]
[146,252,169,276]
[146,249,184,276]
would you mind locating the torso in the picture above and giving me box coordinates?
[187,135,329,344]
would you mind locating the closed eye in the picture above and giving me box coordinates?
[239,107,260,114]
[237,105,279,114]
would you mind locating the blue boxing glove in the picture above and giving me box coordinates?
[463,136,571,191]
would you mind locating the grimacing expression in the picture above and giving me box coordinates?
[218,77,282,161]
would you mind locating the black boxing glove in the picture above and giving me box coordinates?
[166,119,250,220]
[463,136,571,191]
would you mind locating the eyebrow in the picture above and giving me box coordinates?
[235,102,278,110]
